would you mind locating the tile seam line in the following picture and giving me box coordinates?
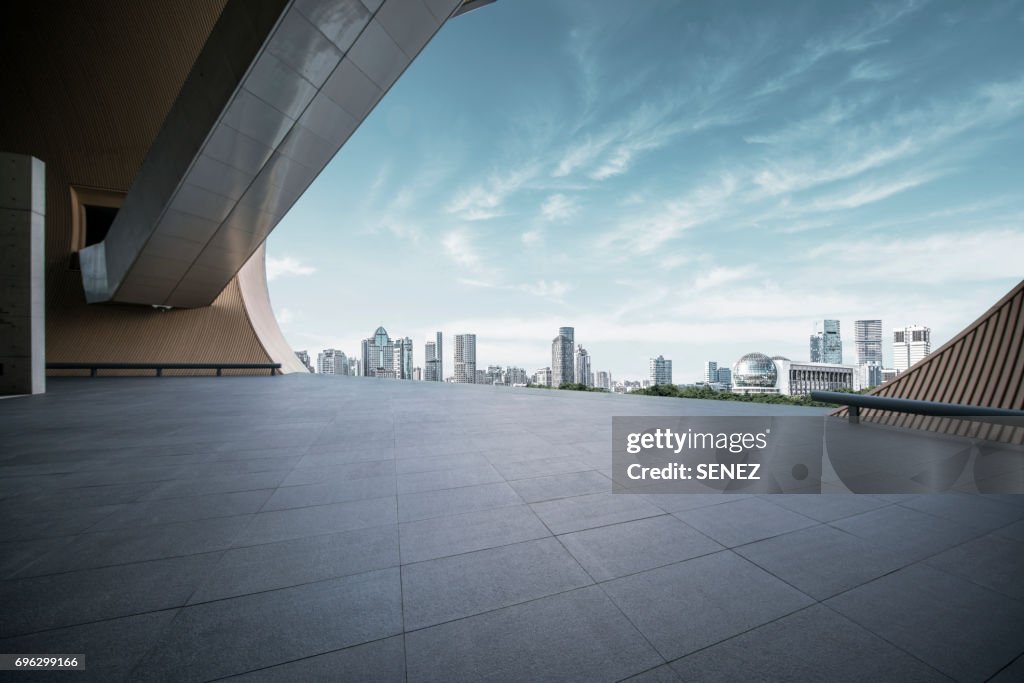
[527,491,670,670]
[5,519,401,581]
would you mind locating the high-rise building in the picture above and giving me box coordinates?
[475,369,486,384]
[393,336,413,379]
[362,327,395,378]
[649,355,672,385]
[503,367,528,386]
[424,341,438,381]
[424,333,443,382]
[716,367,732,386]
[454,333,476,383]
[413,367,422,381]
[295,350,313,373]
[854,320,883,366]
[485,365,504,385]
[315,350,329,374]
[574,345,591,386]
[551,327,574,387]
[533,367,552,387]
[316,349,350,375]
[595,371,611,391]
[810,320,842,364]
[436,331,443,380]
[857,362,883,390]
[893,325,931,372]
[703,361,718,384]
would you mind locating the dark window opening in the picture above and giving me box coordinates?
[84,205,118,247]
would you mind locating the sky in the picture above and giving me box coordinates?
[266,0,1024,382]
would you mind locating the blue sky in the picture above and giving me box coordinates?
[267,0,1024,381]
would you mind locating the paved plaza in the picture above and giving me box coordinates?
[1,376,1023,681]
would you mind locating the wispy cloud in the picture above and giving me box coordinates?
[446,166,538,221]
[693,266,757,292]
[521,229,543,246]
[540,193,579,221]
[807,229,1024,284]
[596,173,739,255]
[266,256,316,281]
[756,0,926,96]
[807,173,935,211]
[850,59,899,81]
[458,277,573,304]
[442,229,483,270]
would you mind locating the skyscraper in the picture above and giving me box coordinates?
[362,327,394,378]
[393,337,413,379]
[810,320,843,364]
[575,345,591,386]
[316,349,346,375]
[434,332,443,381]
[855,320,883,366]
[650,355,672,385]
[703,361,718,384]
[454,333,477,383]
[893,325,931,372]
[595,371,611,391]
[424,340,438,381]
[551,326,574,388]
[533,367,552,387]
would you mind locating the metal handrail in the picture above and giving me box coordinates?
[47,362,281,377]
[810,390,1024,423]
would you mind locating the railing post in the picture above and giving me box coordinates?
[849,404,859,424]
[156,367,162,377]
[217,368,222,377]
[90,367,96,377]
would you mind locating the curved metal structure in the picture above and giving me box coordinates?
[0,0,481,380]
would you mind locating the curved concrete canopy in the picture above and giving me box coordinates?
[81,0,469,308]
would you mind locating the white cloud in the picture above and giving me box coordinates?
[553,136,611,177]
[521,229,543,246]
[458,277,573,304]
[276,307,294,325]
[807,229,1024,284]
[850,59,899,81]
[446,166,537,221]
[517,280,572,301]
[540,194,579,222]
[693,266,757,292]
[596,173,739,255]
[266,256,316,281]
[807,173,935,212]
[442,230,483,270]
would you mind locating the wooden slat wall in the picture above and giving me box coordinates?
[834,280,1024,444]
[1,1,282,376]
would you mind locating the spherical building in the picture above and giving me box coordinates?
[732,353,780,395]
[771,355,790,361]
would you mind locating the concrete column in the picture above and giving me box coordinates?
[0,153,45,395]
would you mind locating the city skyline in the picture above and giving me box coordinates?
[295,315,930,384]
[265,0,1024,381]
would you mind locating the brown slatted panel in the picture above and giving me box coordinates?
[994,293,1023,407]
[835,281,1024,444]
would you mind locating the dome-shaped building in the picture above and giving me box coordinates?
[771,355,790,361]
[732,353,780,395]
